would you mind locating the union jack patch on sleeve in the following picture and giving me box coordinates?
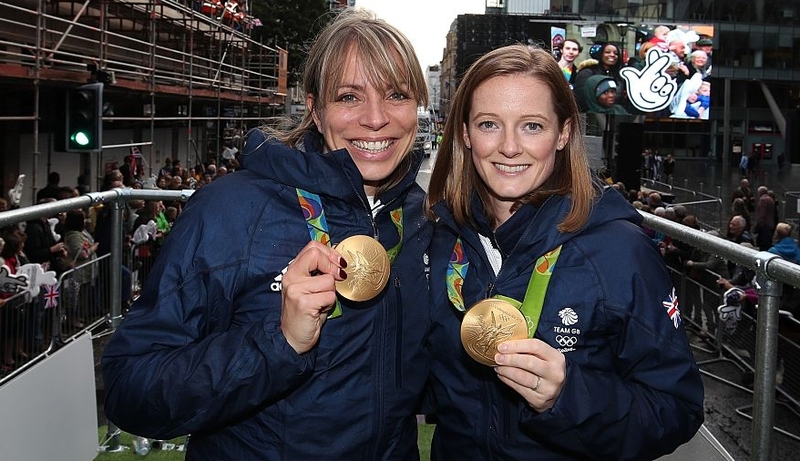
[662,287,681,329]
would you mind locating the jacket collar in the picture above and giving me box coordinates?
[240,128,423,208]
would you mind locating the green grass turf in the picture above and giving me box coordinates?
[95,424,436,460]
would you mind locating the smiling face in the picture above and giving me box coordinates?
[561,40,581,64]
[463,74,569,225]
[601,44,618,68]
[309,47,418,196]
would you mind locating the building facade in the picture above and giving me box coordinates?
[439,0,800,170]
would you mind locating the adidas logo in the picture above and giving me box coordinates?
[270,265,289,292]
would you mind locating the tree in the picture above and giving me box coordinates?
[250,0,332,87]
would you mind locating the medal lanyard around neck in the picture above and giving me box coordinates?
[296,188,403,317]
[447,238,562,338]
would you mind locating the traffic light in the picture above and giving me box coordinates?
[65,83,103,152]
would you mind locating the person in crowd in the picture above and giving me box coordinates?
[768,222,800,265]
[424,44,703,461]
[694,38,714,72]
[755,185,777,251]
[24,198,67,274]
[77,172,92,195]
[768,223,800,314]
[647,25,671,51]
[102,8,432,460]
[733,178,756,211]
[731,197,752,231]
[556,38,582,89]
[63,209,99,329]
[726,214,755,276]
[579,74,629,115]
[739,151,749,177]
[158,158,173,178]
[0,229,30,370]
[682,81,711,119]
[684,228,729,335]
[686,50,711,80]
[663,154,676,181]
[727,214,754,246]
[573,42,624,112]
[36,171,61,203]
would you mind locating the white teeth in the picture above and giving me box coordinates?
[351,139,391,152]
[494,164,528,173]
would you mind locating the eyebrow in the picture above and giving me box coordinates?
[472,111,547,120]
[335,83,364,92]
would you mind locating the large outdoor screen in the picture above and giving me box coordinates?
[559,22,714,121]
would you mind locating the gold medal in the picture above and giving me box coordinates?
[334,235,391,302]
[461,298,527,366]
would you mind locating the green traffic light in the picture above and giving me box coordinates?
[70,131,91,146]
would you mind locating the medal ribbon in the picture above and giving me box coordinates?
[446,239,562,337]
[518,246,562,337]
[446,238,469,312]
[296,188,403,318]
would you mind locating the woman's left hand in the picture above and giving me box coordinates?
[494,338,566,413]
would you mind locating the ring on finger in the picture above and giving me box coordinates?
[532,374,542,392]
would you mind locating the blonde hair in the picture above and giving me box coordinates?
[264,8,427,197]
[426,44,599,232]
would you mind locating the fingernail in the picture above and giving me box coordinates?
[495,354,505,364]
[498,343,508,352]
[339,257,348,268]
[339,268,347,279]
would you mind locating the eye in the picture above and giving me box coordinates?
[336,93,358,103]
[388,91,409,101]
[523,122,543,132]
[477,120,498,130]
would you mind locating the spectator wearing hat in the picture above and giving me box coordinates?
[580,75,629,115]
[692,38,713,74]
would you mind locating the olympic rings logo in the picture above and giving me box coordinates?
[555,335,578,347]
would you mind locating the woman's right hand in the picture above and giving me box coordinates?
[280,241,347,354]
[50,242,66,257]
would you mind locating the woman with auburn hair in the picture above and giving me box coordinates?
[425,44,703,460]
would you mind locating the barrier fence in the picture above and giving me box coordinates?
[0,187,798,460]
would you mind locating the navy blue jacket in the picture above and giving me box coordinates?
[102,129,432,460]
[427,189,704,460]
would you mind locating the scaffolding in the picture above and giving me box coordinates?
[0,0,287,199]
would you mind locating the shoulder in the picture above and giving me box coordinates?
[576,59,599,72]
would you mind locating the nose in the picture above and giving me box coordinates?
[499,130,522,158]
[360,98,390,130]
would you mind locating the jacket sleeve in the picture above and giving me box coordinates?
[101,187,316,440]
[23,222,53,264]
[520,228,704,460]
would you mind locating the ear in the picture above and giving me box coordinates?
[462,123,471,149]
[306,94,322,132]
[557,121,571,150]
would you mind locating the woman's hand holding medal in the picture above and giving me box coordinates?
[281,236,391,354]
[281,241,348,354]
[494,339,566,413]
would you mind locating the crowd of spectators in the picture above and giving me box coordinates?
[0,154,233,374]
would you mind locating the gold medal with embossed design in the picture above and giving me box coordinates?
[461,298,528,366]
[334,235,390,302]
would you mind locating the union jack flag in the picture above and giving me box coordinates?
[43,283,59,309]
[662,287,680,329]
